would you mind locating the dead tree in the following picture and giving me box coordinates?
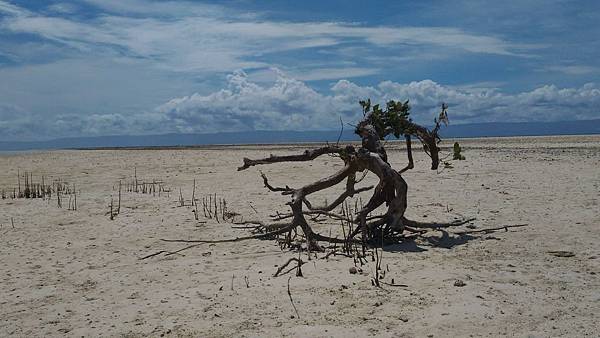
[238,100,450,250]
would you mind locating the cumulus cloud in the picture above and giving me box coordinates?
[1,70,598,141]
[153,70,600,134]
[156,70,343,132]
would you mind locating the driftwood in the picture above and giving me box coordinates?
[236,102,450,249]
[140,101,528,261]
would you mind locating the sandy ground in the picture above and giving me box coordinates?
[1,135,599,337]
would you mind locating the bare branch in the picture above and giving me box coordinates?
[453,223,529,235]
[238,146,344,171]
[401,217,476,229]
[306,185,373,212]
[260,171,293,193]
[288,164,356,203]
[159,224,293,243]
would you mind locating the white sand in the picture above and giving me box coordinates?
[1,135,599,337]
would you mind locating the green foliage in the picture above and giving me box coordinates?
[453,142,466,160]
[357,99,413,139]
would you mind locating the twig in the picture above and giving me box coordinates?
[109,198,114,220]
[274,257,305,277]
[260,171,293,192]
[248,203,258,214]
[287,276,300,319]
[336,116,344,145]
[164,244,203,256]
[159,225,293,244]
[191,179,196,206]
[380,281,409,288]
[322,250,352,259]
[404,217,476,229]
[139,250,168,260]
[118,180,121,214]
[453,223,529,235]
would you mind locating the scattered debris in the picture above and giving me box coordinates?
[548,251,575,257]
[454,279,466,287]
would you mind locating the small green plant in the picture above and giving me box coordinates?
[453,142,466,160]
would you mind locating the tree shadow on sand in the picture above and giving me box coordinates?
[383,218,477,253]
[382,218,528,253]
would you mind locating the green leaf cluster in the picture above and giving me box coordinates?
[358,99,413,139]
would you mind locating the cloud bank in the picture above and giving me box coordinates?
[1,70,598,141]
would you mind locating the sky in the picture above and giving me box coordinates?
[0,0,599,141]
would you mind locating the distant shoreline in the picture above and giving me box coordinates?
[1,134,598,154]
[1,119,599,151]
[71,134,599,151]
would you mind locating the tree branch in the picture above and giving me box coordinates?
[238,146,344,171]
[159,224,293,243]
[288,164,356,203]
[260,171,293,193]
[397,135,414,174]
[453,223,529,235]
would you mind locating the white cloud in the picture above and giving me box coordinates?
[0,0,531,75]
[156,70,341,132]
[289,67,380,82]
[0,1,25,16]
[152,71,600,136]
[46,3,79,15]
[1,69,598,141]
[81,0,228,18]
[544,65,600,76]
[1,1,597,142]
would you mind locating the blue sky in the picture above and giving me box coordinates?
[0,0,599,141]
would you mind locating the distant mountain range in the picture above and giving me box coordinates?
[1,119,599,151]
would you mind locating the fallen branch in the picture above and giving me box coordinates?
[139,225,293,260]
[160,225,293,243]
[453,223,529,235]
[403,217,476,229]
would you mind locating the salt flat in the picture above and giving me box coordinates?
[1,135,599,337]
